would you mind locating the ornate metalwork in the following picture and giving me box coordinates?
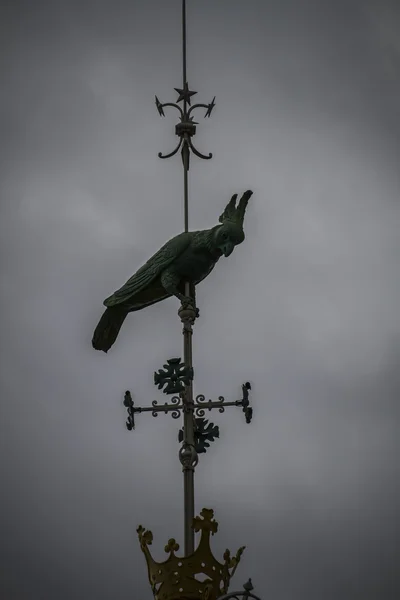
[119,0,256,596]
[137,507,245,600]
[151,396,182,419]
[178,417,220,454]
[178,442,199,470]
[124,383,253,431]
[195,383,253,424]
[195,394,225,416]
[123,390,136,430]
[154,357,194,394]
[155,85,215,166]
[124,392,184,429]
[241,382,253,424]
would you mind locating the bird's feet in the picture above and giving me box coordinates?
[180,296,200,319]
[181,295,195,308]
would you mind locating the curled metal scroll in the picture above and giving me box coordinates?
[158,138,183,159]
[155,90,215,162]
[155,99,184,119]
[151,396,182,419]
[188,136,212,160]
[195,394,225,417]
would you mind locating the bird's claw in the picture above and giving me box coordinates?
[181,296,193,307]
[180,297,199,318]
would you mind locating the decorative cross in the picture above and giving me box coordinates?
[123,358,253,453]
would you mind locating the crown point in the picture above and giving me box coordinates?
[164,538,180,554]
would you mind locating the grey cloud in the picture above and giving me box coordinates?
[1,1,399,599]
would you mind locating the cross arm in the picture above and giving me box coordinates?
[123,391,183,430]
[194,382,253,423]
[123,383,253,431]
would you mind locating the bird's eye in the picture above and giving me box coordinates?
[222,233,228,240]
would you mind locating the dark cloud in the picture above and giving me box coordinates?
[1,1,399,598]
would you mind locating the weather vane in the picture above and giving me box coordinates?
[92,1,260,598]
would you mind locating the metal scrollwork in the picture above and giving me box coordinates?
[192,383,253,423]
[123,390,136,431]
[241,382,253,424]
[195,394,225,417]
[155,96,184,119]
[170,396,182,420]
[151,396,182,418]
[124,392,184,429]
[123,383,252,431]
[158,138,183,160]
[155,86,215,165]
[188,136,212,160]
[187,97,215,120]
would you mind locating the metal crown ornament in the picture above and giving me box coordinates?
[137,508,245,600]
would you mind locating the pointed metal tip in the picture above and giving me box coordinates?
[243,578,254,591]
[204,96,216,117]
[155,95,165,116]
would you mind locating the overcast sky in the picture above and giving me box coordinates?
[1,0,399,598]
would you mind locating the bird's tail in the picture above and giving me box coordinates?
[92,307,128,353]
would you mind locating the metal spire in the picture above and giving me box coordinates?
[122,2,261,597]
[125,0,252,557]
[155,0,214,232]
[155,0,215,556]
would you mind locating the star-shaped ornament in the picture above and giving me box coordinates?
[174,82,197,105]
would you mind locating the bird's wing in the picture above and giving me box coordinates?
[104,232,191,307]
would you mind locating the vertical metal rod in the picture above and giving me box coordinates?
[181,0,195,556]
[182,308,195,556]
[182,0,189,233]
[182,0,187,88]
[183,146,189,234]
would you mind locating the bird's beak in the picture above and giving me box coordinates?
[223,242,235,257]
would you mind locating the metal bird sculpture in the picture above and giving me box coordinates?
[92,190,252,352]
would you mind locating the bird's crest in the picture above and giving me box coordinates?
[219,190,253,228]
